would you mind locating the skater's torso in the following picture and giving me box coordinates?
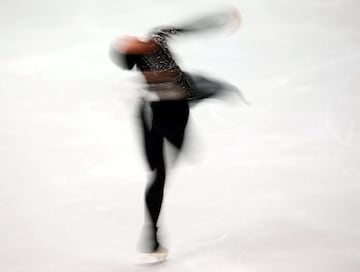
[137,37,179,75]
[133,28,192,100]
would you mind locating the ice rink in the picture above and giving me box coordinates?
[1,0,360,271]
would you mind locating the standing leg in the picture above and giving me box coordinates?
[138,100,189,253]
[144,131,166,252]
[139,101,166,252]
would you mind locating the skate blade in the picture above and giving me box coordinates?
[136,251,168,265]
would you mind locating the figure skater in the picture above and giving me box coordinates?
[110,8,242,260]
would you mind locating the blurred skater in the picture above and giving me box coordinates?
[110,8,241,259]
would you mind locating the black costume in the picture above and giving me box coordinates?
[137,27,192,252]
[110,12,243,253]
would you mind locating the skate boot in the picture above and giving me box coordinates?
[138,245,168,264]
[137,226,168,264]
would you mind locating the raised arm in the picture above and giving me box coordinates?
[150,8,241,38]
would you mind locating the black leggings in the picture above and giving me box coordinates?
[139,99,189,232]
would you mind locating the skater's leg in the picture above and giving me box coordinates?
[139,101,167,252]
[142,101,189,252]
[156,100,189,152]
[139,100,156,170]
[142,138,166,252]
[138,100,189,252]
[143,164,165,251]
[145,162,166,226]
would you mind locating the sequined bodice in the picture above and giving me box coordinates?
[136,28,180,72]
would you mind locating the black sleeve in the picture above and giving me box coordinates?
[109,47,139,70]
[150,12,231,39]
[178,12,230,33]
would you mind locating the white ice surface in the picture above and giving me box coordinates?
[1,0,360,271]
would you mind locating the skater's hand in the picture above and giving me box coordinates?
[226,7,241,33]
[111,36,157,55]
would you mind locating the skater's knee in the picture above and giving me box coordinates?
[150,163,166,179]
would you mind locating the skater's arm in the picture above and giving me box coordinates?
[151,8,241,38]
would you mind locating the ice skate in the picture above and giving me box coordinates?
[137,246,168,265]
